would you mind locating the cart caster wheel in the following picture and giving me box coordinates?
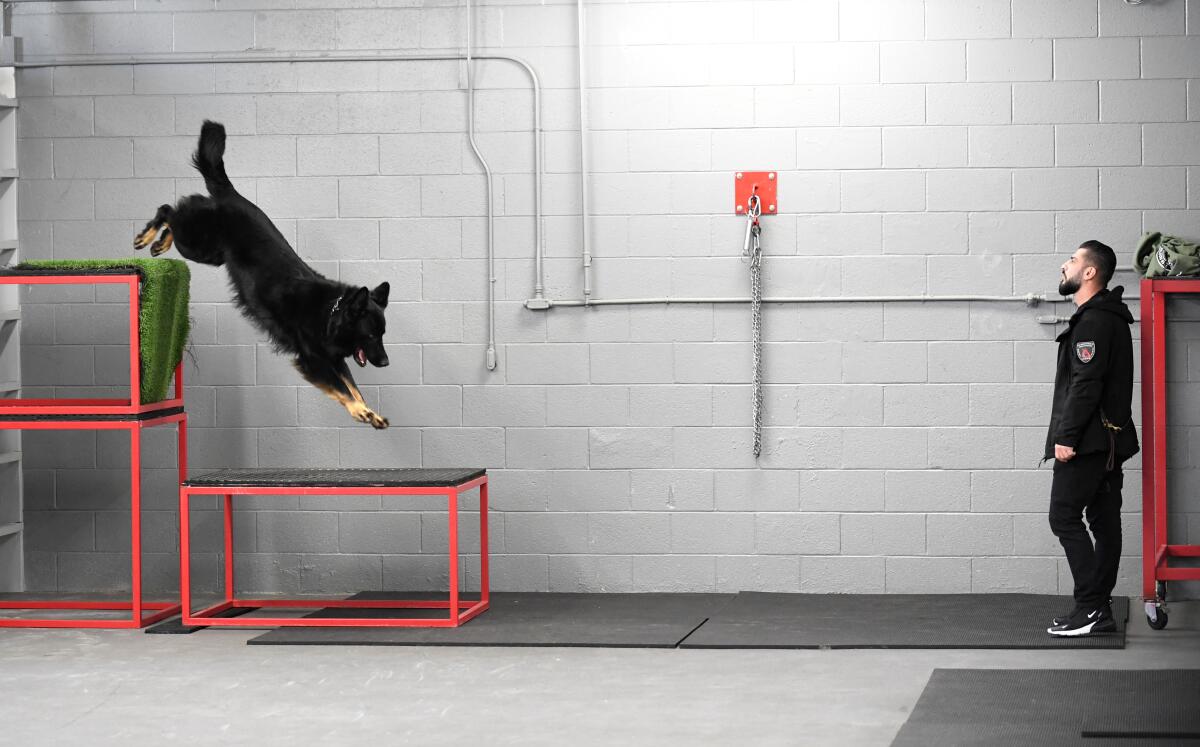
[1146,604,1168,631]
[1156,582,1168,602]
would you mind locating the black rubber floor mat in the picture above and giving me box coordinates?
[892,669,1200,747]
[679,593,1128,649]
[1080,669,1200,739]
[246,592,732,648]
[144,606,257,634]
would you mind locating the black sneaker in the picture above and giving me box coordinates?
[1051,597,1113,627]
[1047,606,1116,637]
[1051,606,1082,627]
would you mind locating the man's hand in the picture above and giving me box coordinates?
[1055,444,1076,462]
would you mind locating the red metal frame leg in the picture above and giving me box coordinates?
[177,410,187,481]
[128,276,141,407]
[480,479,489,605]
[130,423,143,624]
[1152,288,1169,596]
[448,488,459,626]
[129,276,144,626]
[1141,282,1156,601]
[180,488,192,622]
[224,494,235,602]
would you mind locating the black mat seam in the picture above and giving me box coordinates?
[674,616,711,648]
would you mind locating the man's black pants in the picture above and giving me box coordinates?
[1050,451,1123,611]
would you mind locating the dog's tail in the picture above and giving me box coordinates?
[191,120,234,197]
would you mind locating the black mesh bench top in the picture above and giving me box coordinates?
[0,267,141,276]
[183,467,486,488]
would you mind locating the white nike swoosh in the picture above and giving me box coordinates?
[1048,620,1097,637]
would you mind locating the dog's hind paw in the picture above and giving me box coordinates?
[133,227,157,250]
[150,230,173,257]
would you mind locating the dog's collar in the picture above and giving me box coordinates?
[330,294,343,318]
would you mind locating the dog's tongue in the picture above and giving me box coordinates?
[355,348,366,367]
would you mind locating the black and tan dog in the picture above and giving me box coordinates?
[135,120,391,429]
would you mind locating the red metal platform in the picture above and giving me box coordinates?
[0,273,184,416]
[0,272,186,628]
[1139,277,1200,629]
[179,470,489,628]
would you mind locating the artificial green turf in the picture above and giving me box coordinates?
[17,259,190,404]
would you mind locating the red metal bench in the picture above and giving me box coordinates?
[179,467,489,628]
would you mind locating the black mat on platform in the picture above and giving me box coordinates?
[246,592,731,648]
[0,267,138,276]
[892,669,1200,747]
[0,406,184,422]
[679,593,1128,649]
[184,467,485,488]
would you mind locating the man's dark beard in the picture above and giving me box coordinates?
[1059,276,1080,296]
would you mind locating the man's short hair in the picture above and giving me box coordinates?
[1079,240,1116,287]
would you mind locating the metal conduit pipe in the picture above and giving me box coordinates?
[541,293,1050,307]
[576,0,593,305]
[464,0,497,370]
[13,49,547,368]
[543,293,1153,327]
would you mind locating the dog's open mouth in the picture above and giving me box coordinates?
[354,348,366,367]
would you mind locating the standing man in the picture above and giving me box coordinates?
[1046,240,1139,637]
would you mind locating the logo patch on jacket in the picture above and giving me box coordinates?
[1157,245,1176,272]
[1076,341,1096,363]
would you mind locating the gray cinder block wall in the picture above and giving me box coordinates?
[10,0,1200,598]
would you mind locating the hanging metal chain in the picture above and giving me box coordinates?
[743,194,764,458]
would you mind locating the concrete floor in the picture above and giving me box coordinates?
[0,603,1196,747]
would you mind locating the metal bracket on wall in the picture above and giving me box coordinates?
[735,171,777,215]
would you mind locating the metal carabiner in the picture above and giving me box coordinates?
[743,193,763,257]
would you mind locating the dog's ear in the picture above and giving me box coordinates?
[370,281,390,309]
[348,286,370,314]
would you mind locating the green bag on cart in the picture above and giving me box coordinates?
[1134,232,1200,278]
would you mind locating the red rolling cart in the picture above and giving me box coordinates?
[1139,277,1200,630]
[0,270,186,628]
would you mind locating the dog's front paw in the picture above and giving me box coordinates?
[350,405,389,429]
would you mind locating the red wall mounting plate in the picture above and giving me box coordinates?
[734,171,777,215]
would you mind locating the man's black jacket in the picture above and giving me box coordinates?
[1044,285,1139,464]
